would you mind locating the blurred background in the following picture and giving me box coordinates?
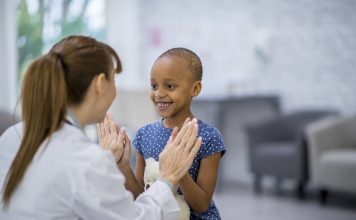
[1,0,356,219]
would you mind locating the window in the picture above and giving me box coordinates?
[17,0,106,84]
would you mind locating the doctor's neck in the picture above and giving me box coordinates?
[68,104,91,128]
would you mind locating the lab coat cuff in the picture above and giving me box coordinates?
[141,180,180,218]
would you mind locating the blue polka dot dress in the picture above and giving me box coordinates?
[133,119,226,220]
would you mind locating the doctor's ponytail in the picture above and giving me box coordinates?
[2,52,67,208]
[2,36,122,208]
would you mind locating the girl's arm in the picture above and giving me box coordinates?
[116,136,144,199]
[118,163,144,199]
[178,152,222,213]
[135,151,146,188]
[97,114,145,199]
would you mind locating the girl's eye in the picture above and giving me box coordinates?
[151,84,158,90]
[167,84,175,89]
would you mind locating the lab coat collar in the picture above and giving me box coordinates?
[66,109,83,131]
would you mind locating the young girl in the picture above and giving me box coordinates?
[133,48,226,219]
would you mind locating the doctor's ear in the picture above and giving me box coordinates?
[94,73,107,95]
[192,81,202,97]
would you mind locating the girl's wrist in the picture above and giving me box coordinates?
[117,162,131,174]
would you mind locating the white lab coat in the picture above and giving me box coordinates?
[0,122,180,220]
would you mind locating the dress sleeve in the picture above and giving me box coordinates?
[133,128,143,155]
[201,128,226,158]
[72,151,179,220]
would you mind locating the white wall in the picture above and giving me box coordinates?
[106,0,159,134]
[0,0,17,113]
[106,0,145,89]
[106,0,356,128]
[140,0,356,115]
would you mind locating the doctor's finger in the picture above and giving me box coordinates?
[98,123,105,140]
[107,114,117,135]
[187,137,202,162]
[173,121,192,146]
[179,119,196,147]
[117,127,126,148]
[183,124,199,154]
[103,115,110,135]
[176,118,197,146]
[182,117,190,127]
[115,122,121,132]
[96,123,102,142]
[171,127,179,142]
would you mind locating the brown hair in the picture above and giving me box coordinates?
[2,35,122,208]
[158,47,203,81]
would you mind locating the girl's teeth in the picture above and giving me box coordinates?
[157,103,169,107]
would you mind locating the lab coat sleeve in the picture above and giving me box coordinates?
[72,151,180,220]
[0,123,22,190]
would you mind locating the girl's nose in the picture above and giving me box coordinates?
[155,88,166,98]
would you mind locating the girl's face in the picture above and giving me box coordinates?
[150,57,198,122]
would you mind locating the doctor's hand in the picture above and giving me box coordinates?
[97,113,126,163]
[158,118,202,186]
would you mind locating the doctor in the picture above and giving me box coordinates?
[0,35,202,219]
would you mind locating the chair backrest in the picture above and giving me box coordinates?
[286,110,339,137]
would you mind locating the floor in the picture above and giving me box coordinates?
[213,182,356,220]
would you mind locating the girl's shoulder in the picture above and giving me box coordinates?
[136,121,163,134]
[135,121,173,141]
[197,119,223,138]
[197,119,226,156]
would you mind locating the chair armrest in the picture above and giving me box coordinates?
[306,115,356,181]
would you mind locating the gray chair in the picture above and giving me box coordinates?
[192,95,281,191]
[245,110,338,198]
[0,109,20,136]
[306,115,356,204]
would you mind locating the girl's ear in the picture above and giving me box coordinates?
[94,73,107,95]
[192,81,202,97]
